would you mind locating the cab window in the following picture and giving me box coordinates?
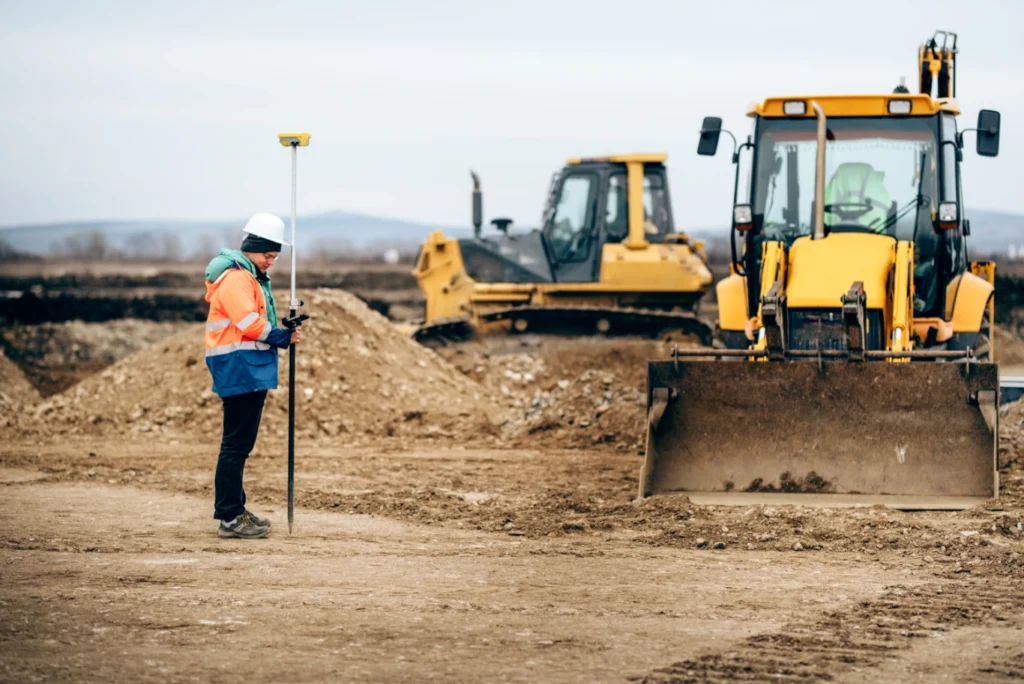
[547,174,597,262]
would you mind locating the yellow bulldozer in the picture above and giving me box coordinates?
[640,31,1005,509]
[409,154,715,344]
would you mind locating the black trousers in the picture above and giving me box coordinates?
[214,390,268,521]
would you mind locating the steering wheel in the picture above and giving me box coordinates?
[764,221,802,242]
[823,201,873,221]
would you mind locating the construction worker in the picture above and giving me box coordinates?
[824,162,893,232]
[203,213,301,539]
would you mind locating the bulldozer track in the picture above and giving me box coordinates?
[479,305,714,345]
[408,317,475,344]
[408,306,715,346]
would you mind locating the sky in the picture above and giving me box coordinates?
[1,0,1021,232]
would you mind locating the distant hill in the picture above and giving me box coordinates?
[0,211,473,259]
[964,209,1024,256]
[0,207,1020,259]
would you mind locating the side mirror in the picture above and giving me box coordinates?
[977,109,1000,157]
[697,116,723,156]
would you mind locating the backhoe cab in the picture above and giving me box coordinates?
[412,155,714,343]
[640,31,1005,508]
[703,30,1000,357]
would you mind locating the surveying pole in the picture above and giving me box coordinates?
[277,132,311,535]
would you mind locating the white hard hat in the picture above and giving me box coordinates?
[243,212,289,246]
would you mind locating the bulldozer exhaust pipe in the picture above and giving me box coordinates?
[471,170,483,238]
[812,101,826,240]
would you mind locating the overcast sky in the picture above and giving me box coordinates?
[1,0,1020,232]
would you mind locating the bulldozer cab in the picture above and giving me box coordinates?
[457,155,680,285]
[539,155,675,282]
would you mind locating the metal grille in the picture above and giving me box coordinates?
[788,308,884,351]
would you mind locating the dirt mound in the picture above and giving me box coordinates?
[0,349,41,432]
[1,320,191,396]
[994,324,1024,369]
[17,289,499,442]
[999,398,1024,469]
[438,337,686,450]
[0,349,39,401]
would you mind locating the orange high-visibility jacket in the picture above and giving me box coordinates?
[204,263,290,397]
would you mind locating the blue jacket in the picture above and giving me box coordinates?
[203,250,291,397]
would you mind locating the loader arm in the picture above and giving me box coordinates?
[890,241,915,353]
[754,240,787,357]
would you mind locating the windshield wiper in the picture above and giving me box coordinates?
[876,151,930,236]
[874,194,931,234]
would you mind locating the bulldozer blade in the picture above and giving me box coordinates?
[638,359,999,510]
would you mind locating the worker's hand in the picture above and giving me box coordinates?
[290,327,302,345]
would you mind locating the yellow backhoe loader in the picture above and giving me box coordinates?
[639,31,1004,509]
[409,154,715,344]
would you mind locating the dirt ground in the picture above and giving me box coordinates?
[1,434,1022,683]
[3,287,1024,681]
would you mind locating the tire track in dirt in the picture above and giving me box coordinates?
[632,580,1024,683]
[978,653,1024,680]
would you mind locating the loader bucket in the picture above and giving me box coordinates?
[638,359,999,510]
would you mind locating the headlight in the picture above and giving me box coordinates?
[887,100,912,115]
[937,201,959,230]
[733,204,753,231]
[783,100,807,116]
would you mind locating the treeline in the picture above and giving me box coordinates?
[0,237,43,262]
[4,231,422,265]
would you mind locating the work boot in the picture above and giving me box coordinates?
[218,515,270,539]
[242,509,272,528]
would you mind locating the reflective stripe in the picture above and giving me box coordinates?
[236,312,260,331]
[256,321,272,342]
[204,340,271,357]
[206,318,231,331]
